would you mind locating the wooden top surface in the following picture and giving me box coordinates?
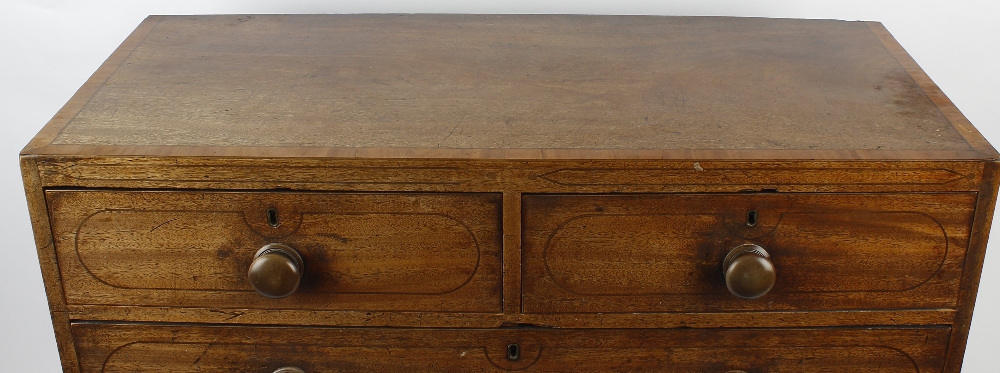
[23,14,997,160]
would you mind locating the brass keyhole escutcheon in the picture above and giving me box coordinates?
[723,244,775,299]
[248,243,304,299]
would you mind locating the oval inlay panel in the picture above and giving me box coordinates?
[76,210,479,294]
[102,343,919,373]
[76,211,251,290]
[537,347,918,372]
[103,343,488,372]
[543,211,947,295]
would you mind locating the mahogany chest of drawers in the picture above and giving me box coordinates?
[21,14,999,372]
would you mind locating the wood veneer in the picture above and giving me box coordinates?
[21,14,999,372]
[46,190,502,312]
[74,324,950,373]
[522,193,975,313]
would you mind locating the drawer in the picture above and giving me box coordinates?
[73,323,949,372]
[523,193,975,313]
[47,191,502,312]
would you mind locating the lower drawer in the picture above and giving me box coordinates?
[74,324,949,372]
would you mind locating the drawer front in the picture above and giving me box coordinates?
[523,193,975,313]
[73,323,949,372]
[47,191,502,312]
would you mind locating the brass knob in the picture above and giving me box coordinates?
[723,244,775,299]
[272,368,305,373]
[248,243,304,299]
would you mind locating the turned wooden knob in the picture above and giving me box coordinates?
[723,244,775,299]
[248,243,304,299]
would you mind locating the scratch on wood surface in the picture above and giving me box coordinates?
[439,114,467,147]
[150,218,179,232]
[208,309,245,321]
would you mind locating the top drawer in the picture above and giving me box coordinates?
[523,193,976,313]
[47,190,502,312]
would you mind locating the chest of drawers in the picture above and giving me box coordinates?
[21,14,999,372]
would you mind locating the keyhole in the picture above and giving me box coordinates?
[746,210,758,227]
[506,343,520,361]
[267,208,280,228]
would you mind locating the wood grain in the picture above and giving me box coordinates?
[20,156,81,372]
[25,144,995,160]
[523,193,975,313]
[502,192,523,318]
[866,22,998,157]
[34,157,986,193]
[66,305,956,329]
[945,161,1000,372]
[73,323,950,372]
[19,14,1000,372]
[21,16,162,155]
[19,14,996,160]
[47,190,502,312]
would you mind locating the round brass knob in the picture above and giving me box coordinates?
[723,244,775,299]
[248,243,304,299]
[272,367,305,373]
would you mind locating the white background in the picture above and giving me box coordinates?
[2,1,998,371]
